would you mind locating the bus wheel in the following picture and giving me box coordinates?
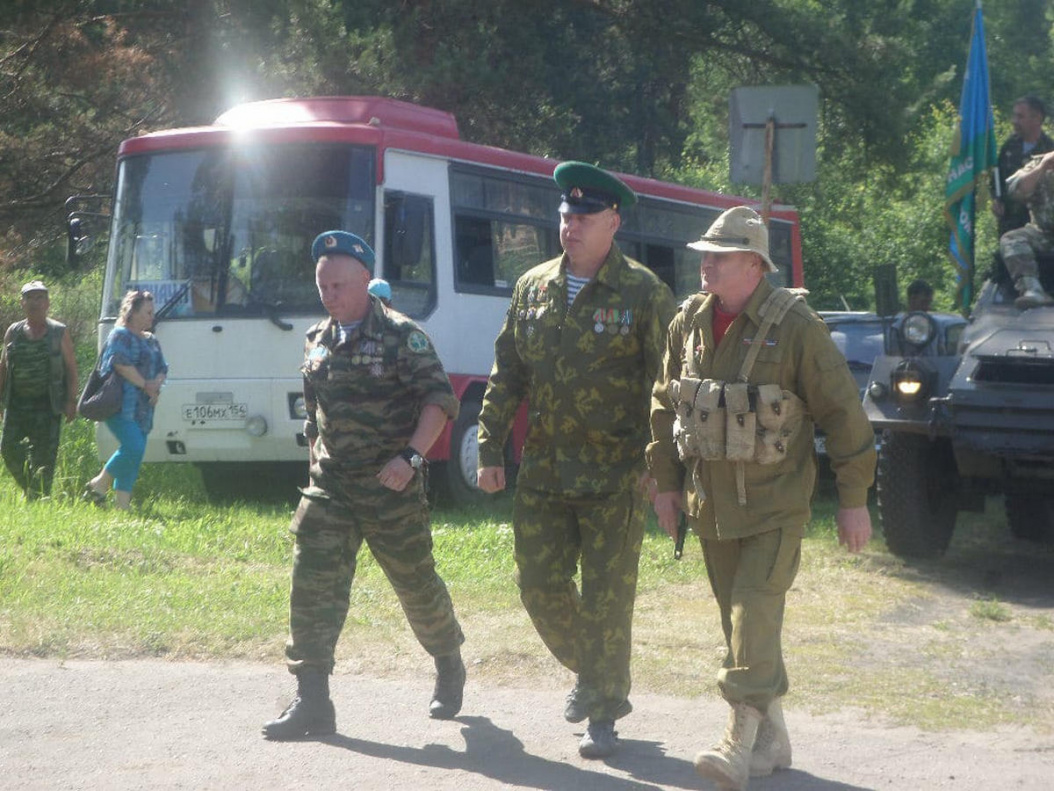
[436,399,486,507]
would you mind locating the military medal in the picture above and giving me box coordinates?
[370,362,383,377]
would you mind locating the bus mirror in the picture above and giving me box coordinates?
[64,195,109,269]
[873,264,900,318]
[66,217,86,268]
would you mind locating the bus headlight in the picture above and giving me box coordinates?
[289,394,307,419]
[245,414,268,437]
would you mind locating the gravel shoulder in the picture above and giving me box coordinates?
[3,657,1052,790]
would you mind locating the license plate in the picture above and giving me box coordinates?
[182,402,248,424]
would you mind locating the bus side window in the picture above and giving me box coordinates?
[645,244,676,294]
[455,216,495,287]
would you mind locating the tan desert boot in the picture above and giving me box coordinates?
[749,698,792,777]
[694,702,764,790]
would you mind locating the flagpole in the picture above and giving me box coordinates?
[944,0,996,310]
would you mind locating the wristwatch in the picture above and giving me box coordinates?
[400,447,425,470]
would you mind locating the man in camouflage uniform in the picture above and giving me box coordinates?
[991,95,1054,238]
[476,162,676,758]
[648,207,875,790]
[263,231,465,741]
[0,281,78,498]
[999,149,1054,308]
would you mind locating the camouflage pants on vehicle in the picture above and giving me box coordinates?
[284,486,464,675]
[999,224,1054,281]
[0,407,62,498]
[512,485,646,721]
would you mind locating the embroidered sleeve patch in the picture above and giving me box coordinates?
[407,330,431,353]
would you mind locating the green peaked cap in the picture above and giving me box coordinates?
[553,161,636,214]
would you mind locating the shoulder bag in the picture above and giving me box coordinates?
[77,358,123,421]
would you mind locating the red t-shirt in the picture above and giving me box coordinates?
[712,302,738,345]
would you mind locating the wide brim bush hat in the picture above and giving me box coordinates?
[687,206,777,273]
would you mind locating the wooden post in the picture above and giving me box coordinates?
[761,114,775,227]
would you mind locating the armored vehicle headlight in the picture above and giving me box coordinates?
[890,359,931,404]
[901,311,937,349]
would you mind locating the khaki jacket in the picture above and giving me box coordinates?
[648,278,875,539]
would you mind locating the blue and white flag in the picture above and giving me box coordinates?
[944,1,997,309]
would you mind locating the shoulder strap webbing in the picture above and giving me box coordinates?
[736,288,801,383]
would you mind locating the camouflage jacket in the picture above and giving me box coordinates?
[1,318,68,414]
[302,297,459,505]
[478,245,675,495]
[1007,154,1054,234]
[647,278,876,540]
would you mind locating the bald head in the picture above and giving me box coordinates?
[316,253,371,323]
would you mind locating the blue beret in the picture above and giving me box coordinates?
[367,278,392,300]
[311,230,375,272]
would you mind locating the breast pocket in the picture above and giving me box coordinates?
[748,344,785,384]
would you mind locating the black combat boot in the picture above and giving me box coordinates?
[428,651,466,719]
[262,670,336,740]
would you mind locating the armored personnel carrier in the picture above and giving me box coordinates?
[863,261,1054,558]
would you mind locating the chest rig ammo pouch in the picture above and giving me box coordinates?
[670,288,806,505]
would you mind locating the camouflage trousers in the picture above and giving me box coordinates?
[512,485,646,721]
[1,407,62,498]
[701,526,802,712]
[284,486,464,675]
[999,224,1054,281]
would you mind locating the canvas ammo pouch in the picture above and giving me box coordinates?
[754,383,804,465]
[671,287,807,504]
[671,376,726,461]
[672,379,804,466]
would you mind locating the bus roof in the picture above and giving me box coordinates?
[118,96,799,221]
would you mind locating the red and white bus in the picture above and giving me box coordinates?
[80,96,803,502]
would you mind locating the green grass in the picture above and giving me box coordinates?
[1,437,1051,733]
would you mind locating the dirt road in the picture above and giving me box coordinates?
[3,657,1051,790]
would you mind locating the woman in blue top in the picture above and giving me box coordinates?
[84,291,168,510]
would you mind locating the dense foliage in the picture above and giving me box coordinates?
[2,0,1052,309]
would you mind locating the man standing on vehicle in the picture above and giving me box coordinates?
[648,207,875,789]
[999,148,1054,308]
[476,162,676,758]
[992,95,1054,238]
[263,231,466,740]
[0,281,79,499]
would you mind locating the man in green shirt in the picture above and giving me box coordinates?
[477,162,675,759]
[0,281,79,498]
[648,207,875,790]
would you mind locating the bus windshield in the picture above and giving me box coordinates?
[105,143,375,318]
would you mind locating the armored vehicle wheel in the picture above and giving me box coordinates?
[876,432,958,559]
[1005,493,1054,543]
